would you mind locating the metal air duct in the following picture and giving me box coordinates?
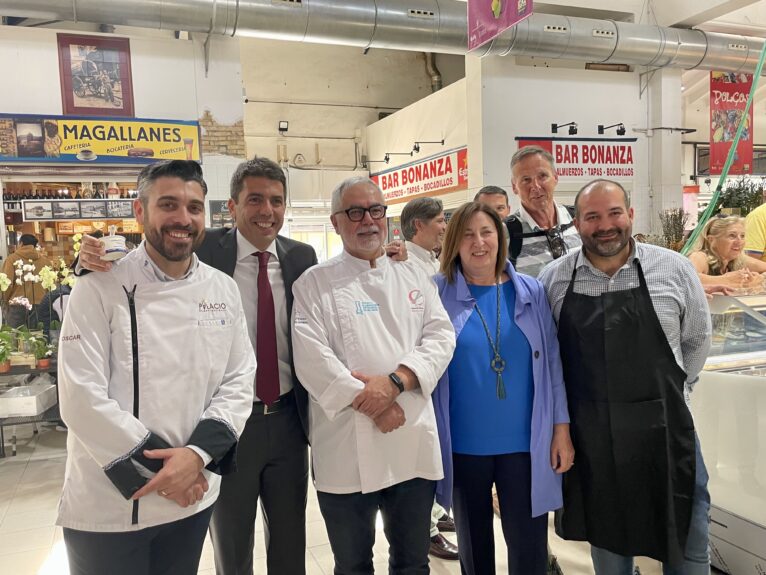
[1,0,764,75]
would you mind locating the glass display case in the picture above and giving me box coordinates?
[690,294,766,574]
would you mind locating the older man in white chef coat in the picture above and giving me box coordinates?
[292,176,456,574]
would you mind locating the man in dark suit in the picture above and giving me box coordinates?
[77,157,316,575]
[201,158,316,575]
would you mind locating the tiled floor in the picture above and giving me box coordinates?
[0,424,673,575]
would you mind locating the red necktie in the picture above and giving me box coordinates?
[255,252,280,405]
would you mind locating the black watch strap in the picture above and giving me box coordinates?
[388,372,405,394]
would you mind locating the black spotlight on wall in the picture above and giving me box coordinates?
[412,139,445,154]
[551,122,578,135]
[598,123,626,136]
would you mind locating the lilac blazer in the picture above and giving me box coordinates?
[433,261,570,517]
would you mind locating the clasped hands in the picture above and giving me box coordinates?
[131,447,208,508]
[351,371,405,433]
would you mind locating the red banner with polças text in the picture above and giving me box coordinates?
[710,71,753,175]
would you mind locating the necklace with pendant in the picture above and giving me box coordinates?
[473,282,506,400]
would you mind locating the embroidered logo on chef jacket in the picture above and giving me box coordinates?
[354,301,380,315]
[198,299,232,327]
[408,289,425,312]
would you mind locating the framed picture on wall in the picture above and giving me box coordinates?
[57,34,135,117]
[56,222,75,234]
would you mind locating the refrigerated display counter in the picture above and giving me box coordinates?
[690,293,766,574]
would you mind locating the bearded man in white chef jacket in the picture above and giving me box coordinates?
[56,160,256,575]
[292,176,456,574]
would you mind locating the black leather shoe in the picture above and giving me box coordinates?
[437,513,456,532]
[429,534,459,560]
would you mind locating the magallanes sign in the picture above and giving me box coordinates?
[0,113,201,165]
[516,137,637,180]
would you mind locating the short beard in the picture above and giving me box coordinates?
[582,228,631,258]
[145,226,203,262]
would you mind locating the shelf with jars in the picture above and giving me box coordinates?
[1,180,142,264]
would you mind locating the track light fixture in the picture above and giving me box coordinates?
[385,151,414,163]
[363,157,390,169]
[412,139,445,154]
[598,123,626,136]
[551,122,578,135]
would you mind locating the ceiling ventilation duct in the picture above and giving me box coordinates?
[1,0,764,74]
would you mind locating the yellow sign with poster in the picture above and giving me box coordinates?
[0,113,201,164]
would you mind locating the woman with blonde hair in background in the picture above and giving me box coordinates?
[688,215,766,289]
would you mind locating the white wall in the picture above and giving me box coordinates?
[366,79,470,216]
[241,38,464,169]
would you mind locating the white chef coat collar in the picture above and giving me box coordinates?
[137,241,199,282]
[340,248,389,270]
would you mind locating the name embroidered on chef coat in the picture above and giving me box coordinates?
[354,301,380,315]
[197,299,232,326]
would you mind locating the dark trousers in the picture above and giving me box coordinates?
[63,505,214,575]
[317,477,435,575]
[453,452,548,575]
[209,400,308,575]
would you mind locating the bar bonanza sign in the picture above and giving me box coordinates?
[516,137,637,181]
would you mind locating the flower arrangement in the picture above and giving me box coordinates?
[59,258,76,288]
[0,272,10,293]
[72,233,83,255]
[9,296,32,311]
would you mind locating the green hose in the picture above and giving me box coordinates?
[681,42,766,255]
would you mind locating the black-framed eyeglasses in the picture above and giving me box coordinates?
[334,204,387,222]
[545,228,568,259]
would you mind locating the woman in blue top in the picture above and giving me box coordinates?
[433,202,573,574]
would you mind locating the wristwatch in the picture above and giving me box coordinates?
[388,372,405,394]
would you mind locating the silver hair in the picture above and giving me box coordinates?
[510,145,556,174]
[330,176,383,213]
[400,197,443,241]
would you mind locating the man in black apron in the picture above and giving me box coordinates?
[538,180,712,575]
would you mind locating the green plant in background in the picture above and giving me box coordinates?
[0,326,14,364]
[658,208,689,252]
[709,176,765,217]
[28,335,53,361]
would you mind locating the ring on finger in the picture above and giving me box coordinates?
[160,490,169,497]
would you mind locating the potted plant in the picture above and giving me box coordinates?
[13,322,32,353]
[716,176,765,217]
[0,333,12,373]
[29,335,53,369]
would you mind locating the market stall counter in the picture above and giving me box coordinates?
[691,293,766,574]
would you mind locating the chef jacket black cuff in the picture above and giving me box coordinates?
[188,418,238,475]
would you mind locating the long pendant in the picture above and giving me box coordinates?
[492,354,506,400]
[475,283,507,400]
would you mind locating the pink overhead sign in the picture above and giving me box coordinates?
[468,0,533,51]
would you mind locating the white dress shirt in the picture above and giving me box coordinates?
[292,251,456,494]
[405,240,440,277]
[233,232,293,400]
